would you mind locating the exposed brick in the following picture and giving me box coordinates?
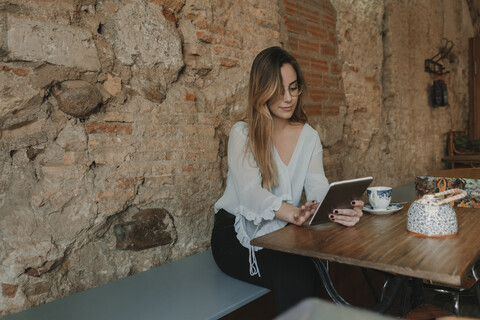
[305,71,323,87]
[180,126,215,137]
[219,57,238,68]
[365,76,376,84]
[196,31,213,43]
[323,75,340,88]
[151,163,178,175]
[329,91,345,103]
[349,65,359,72]
[324,105,340,116]
[311,58,329,72]
[308,25,328,41]
[291,52,310,68]
[86,122,133,135]
[12,68,30,76]
[171,139,219,150]
[198,114,221,126]
[354,107,368,113]
[331,62,342,75]
[2,283,18,298]
[320,44,336,56]
[140,140,170,150]
[28,281,51,296]
[321,2,336,16]
[321,13,336,29]
[161,8,177,24]
[289,35,299,51]
[299,39,319,54]
[299,4,319,23]
[304,104,322,116]
[328,32,336,45]
[185,93,196,101]
[216,37,242,49]
[309,87,329,101]
[284,0,297,16]
[184,151,218,161]
[1,65,10,72]
[196,20,210,30]
[213,46,224,55]
[285,17,307,34]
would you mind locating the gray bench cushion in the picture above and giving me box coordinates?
[4,250,269,320]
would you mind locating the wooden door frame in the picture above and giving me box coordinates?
[469,35,480,140]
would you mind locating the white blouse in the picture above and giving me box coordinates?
[214,121,329,276]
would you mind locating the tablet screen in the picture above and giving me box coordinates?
[308,176,373,226]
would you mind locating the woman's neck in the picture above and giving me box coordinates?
[272,117,292,132]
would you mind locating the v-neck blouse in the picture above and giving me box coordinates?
[214,121,329,274]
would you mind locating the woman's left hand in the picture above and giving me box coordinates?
[329,200,364,227]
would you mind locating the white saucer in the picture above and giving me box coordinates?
[363,203,404,215]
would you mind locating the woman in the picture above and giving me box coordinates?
[211,46,364,314]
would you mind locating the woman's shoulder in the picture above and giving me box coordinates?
[231,121,249,135]
[302,122,319,138]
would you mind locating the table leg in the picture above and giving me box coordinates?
[410,278,425,309]
[311,258,408,314]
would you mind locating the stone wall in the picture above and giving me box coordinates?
[333,0,475,185]
[0,0,476,316]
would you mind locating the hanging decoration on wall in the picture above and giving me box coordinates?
[432,78,449,107]
[425,38,454,107]
[425,38,454,75]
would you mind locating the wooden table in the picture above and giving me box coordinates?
[251,205,480,287]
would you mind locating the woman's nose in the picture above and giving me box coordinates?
[283,89,293,102]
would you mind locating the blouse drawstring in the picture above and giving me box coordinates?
[249,246,261,277]
[249,224,261,277]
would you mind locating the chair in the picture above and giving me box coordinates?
[443,130,480,169]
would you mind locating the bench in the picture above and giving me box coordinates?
[3,250,270,320]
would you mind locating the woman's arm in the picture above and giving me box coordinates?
[304,133,363,227]
[226,123,284,224]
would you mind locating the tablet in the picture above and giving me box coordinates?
[308,176,373,226]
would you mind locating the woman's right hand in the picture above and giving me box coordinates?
[275,200,318,226]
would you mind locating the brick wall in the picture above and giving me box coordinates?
[284,0,344,118]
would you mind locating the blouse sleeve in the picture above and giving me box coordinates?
[227,123,283,225]
[304,133,329,202]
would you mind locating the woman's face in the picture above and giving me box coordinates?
[267,63,300,121]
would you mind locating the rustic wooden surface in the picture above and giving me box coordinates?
[429,168,480,179]
[251,205,480,287]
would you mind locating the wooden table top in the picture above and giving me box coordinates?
[251,205,480,287]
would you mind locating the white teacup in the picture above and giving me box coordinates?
[367,186,392,210]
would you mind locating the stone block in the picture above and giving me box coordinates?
[103,74,122,96]
[6,16,100,71]
[1,283,18,298]
[114,208,175,250]
[52,80,102,118]
[102,2,183,71]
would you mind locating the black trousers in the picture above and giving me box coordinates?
[211,209,322,314]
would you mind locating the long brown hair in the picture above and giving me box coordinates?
[245,46,308,190]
